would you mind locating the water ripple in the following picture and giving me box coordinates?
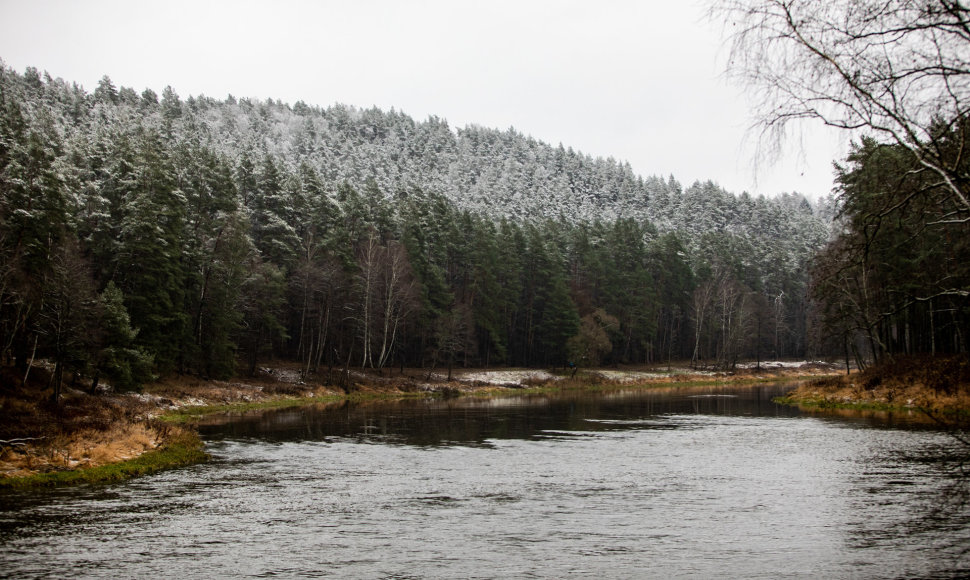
[3,382,969,579]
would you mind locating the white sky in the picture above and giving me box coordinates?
[0,0,846,199]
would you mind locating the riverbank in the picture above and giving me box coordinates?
[778,355,970,420]
[0,367,208,488]
[1,360,840,487]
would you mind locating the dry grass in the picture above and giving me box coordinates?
[144,367,343,408]
[0,364,192,479]
[0,385,190,478]
[0,421,171,477]
[786,355,970,413]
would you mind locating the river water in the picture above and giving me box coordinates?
[2,382,969,579]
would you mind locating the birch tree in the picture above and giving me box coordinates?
[716,0,970,218]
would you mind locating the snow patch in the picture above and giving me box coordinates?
[736,360,825,369]
[591,370,667,382]
[454,370,559,386]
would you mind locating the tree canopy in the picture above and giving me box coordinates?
[0,62,833,396]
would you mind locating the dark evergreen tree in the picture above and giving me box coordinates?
[92,281,154,391]
[0,61,839,391]
[251,154,299,268]
[114,127,188,373]
[813,132,970,365]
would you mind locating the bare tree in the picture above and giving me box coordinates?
[714,275,752,370]
[374,240,418,370]
[810,234,887,368]
[716,0,970,216]
[292,227,346,379]
[355,232,418,370]
[35,241,101,401]
[691,276,718,369]
[431,302,475,381]
[356,232,379,369]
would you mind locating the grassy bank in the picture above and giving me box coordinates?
[777,355,970,418]
[0,371,210,487]
[2,360,840,488]
[161,394,346,423]
[161,366,837,417]
[0,430,206,489]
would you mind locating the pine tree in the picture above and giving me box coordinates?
[0,98,70,373]
[250,154,299,268]
[114,127,188,373]
[93,281,154,391]
[240,260,288,375]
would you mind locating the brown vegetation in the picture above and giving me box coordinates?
[0,366,193,478]
[786,355,970,413]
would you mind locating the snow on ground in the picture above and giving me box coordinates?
[590,370,668,382]
[453,369,559,386]
[259,367,304,384]
[452,366,726,386]
[735,360,828,369]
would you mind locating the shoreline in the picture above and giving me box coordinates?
[0,431,207,490]
[786,356,970,415]
[774,355,970,428]
[1,362,840,488]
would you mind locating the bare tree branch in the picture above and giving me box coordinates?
[715,0,970,214]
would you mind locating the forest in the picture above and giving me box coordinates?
[2,59,938,396]
[716,0,970,374]
[814,131,970,368]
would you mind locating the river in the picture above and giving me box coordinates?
[2,382,969,579]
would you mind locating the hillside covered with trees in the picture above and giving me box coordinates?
[0,62,835,393]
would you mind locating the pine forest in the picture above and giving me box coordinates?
[1,62,965,393]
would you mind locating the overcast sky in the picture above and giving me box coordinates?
[0,0,846,199]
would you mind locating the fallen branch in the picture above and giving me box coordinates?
[0,437,46,452]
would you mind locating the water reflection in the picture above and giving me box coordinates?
[197,383,805,446]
